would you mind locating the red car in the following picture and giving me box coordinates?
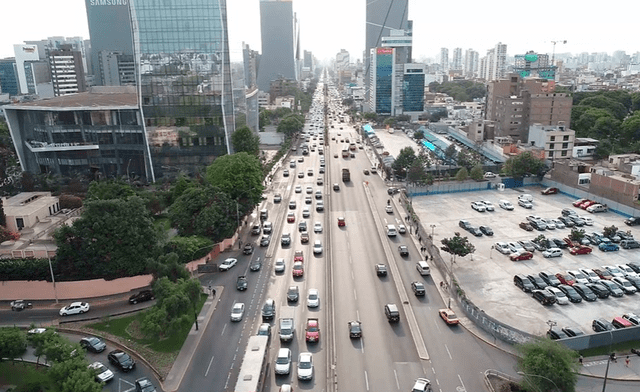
[292,262,304,277]
[294,250,304,262]
[573,198,589,207]
[555,273,576,286]
[337,217,346,227]
[510,251,533,261]
[593,268,613,280]
[541,187,558,195]
[305,318,320,343]
[570,246,593,255]
[580,200,596,209]
[287,212,295,223]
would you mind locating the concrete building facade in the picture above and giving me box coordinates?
[528,123,575,161]
[48,45,87,96]
[257,0,297,92]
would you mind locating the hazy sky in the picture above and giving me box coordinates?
[1,0,638,63]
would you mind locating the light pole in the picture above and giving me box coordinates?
[43,244,58,304]
[430,224,436,238]
[517,371,559,392]
[602,329,615,392]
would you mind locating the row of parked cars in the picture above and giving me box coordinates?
[514,262,640,307]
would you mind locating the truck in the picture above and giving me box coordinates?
[279,317,295,342]
[586,203,608,213]
[342,168,350,182]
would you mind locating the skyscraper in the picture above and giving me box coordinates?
[452,48,462,71]
[257,0,297,92]
[365,0,408,111]
[440,48,449,72]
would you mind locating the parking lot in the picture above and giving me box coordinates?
[411,186,640,337]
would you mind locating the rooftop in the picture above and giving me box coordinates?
[5,86,138,110]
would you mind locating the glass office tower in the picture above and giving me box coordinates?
[130,0,235,178]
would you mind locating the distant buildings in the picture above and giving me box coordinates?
[479,42,507,81]
[257,0,298,92]
[48,45,86,96]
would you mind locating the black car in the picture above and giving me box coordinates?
[600,280,625,297]
[547,328,568,340]
[557,216,575,227]
[129,290,154,304]
[10,300,32,311]
[592,318,614,332]
[348,321,362,338]
[375,264,388,277]
[628,262,640,274]
[514,274,534,292]
[80,337,106,353]
[411,281,426,296]
[398,245,409,257]
[468,226,483,237]
[625,275,640,290]
[562,326,585,337]
[526,275,548,290]
[552,238,568,249]
[287,286,299,302]
[539,271,561,287]
[479,226,494,236]
[261,299,276,321]
[250,257,262,271]
[108,349,135,372]
[625,217,640,226]
[243,243,254,254]
[573,283,597,302]
[558,284,582,303]
[532,289,556,305]
[586,282,610,299]
[561,208,577,217]
[236,276,248,291]
[135,377,157,392]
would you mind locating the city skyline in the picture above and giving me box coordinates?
[0,0,639,64]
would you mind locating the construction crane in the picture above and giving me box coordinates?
[551,40,567,65]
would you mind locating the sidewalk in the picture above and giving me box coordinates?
[391,194,640,384]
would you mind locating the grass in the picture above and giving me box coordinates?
[580,340,640,357]
[153,215,171,232]
[88,293,208,353]
[0,361,53,389]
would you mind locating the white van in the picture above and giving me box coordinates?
[416,261,431,276]
[387,225,397,237]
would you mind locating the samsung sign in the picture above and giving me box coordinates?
[90,0,128,5]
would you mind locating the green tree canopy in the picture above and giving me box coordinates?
[86,179,136,201]
[205,152,264,204]
[392,147,417,177]
[469,165,484,181]
[277,114,305,136]
[0,327,27,363]
[502,151,547,179]
[54,197,159,280]
[455,167,469,181]
[517,338,580,392]
[440,232,476,263]
[231,125,260,155]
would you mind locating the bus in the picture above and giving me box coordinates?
[234,335,270,392]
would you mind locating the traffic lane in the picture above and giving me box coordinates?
[181,257,273,392]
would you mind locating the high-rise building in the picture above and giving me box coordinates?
[98,51,135,86]
[0,59,19,96]
[365,0,408,110]
[257,0,297,92]
[48,44,87,96]
[13,44,52,97]
[84,0,134,86]
[464,49,479,78]
[336,49,350,71]
[242,43,260,133]
[481,42,507,81]
[440,48,449,72]
[452,48,462,71]
[402,63,425,113]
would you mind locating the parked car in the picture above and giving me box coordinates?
[567,270,589,285]
[623,313,640,325]
[625,216,640,226]
[547,328,568,340]
[592,318,614,332]
[80,337,107,353]
[570,245,592,255]
[555,273,576,286]
[558,285,582,303]
[579,268,601,283]
[561,326,585,337]
[542,248,563,258]
[572,283,597,301]
[479,226,494,236]
[458,220,473,230]
[546,286,569,305]
[468,226,483,236]
[612,277,638,294]
[621,240,640,249]
[599,242,620,252]
[585,282,610,298]
[510,251,533,261]
[481,201,495,211]
[599,279,625,297]
[539,271,561,287]
[519,222,534,231]
[541,187,558,195]
[518,240,536,252]
[527,274,548,290]
[518,199,533,209]
[107,349,135,372]
[499,200,514,210]
[514,274,534,292]
[532,289,556,305]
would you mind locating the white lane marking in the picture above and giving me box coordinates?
[221,324,226,336]
[353,289,357,301]
[458,374,467,392]
[364,370,370,391]
[205,356,214,377]
[394,369,400,389]
[445,344,452,360]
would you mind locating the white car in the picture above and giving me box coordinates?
[612,277,637,294]
[314,222,323,233]
[302,207,310,218]
[398,224,407,234]
[275,258,285,273]
[297,352,314,380]
[411,378,432,392]
[604,265,625,279]
[498,200,514,210]
[484,172,497,178]
[547,287,569,305]
[617,264,637,278]
[295,185,302,193]
[567,270,589,285]
[471,201,486,212]
[542,248,563,258]
[385,205,393,213]
[543,219,556,230]
[481,201,495,211]
[307,289,319,308]
[230,302,245,321]
[518,199,533,209]
[551,219,565,229]
[313,240,323,254]
[59,302,90,316]
[507,242,525,253]
[275,348,292,375]
[494,242,511,255]
[579,268,601,283]
[88,362,114,383]
[580,216,594,226]
[219,258,238,271]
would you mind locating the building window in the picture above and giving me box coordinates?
[548,151,554,158]
[562,143,568,149]
[561,151,568,157]
[549,136,555,141]
[563,135,569,141]
[549,143,554,149]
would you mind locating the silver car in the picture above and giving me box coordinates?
[230,303,245,322]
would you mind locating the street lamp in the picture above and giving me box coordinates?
[517,371,559,392]
[430,224,436,238]
[43,243,58,304]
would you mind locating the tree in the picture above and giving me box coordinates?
[86,179,135,201]
[517,338,580,392]
[205,152,264,205]
[392,147,417,177]
[603,225,618,238]
[413,129,424,140]
[469,165,484,181]
[444,144,457,165]
[27,327,60,367]
[150,252,191,282]
[164,236,214,264]
[502,151,547,179]
[440,232,476,265]
[54,197,160,280]
[231,126,260,155]
[258,110,271,130]
[455,167,468,181]
[0,327,27,363]
[568,228,586,243]
[277,114,304,136]
[407,160,428,185]
[456,149,482,171]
